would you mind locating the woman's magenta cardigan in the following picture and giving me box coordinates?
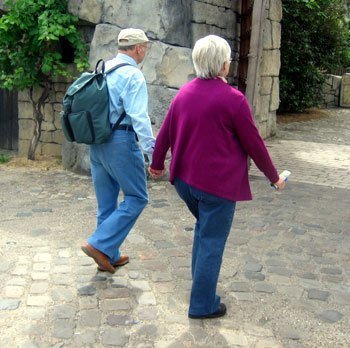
[151,77,279,201]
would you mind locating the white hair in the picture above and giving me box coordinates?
[192,35,231,79]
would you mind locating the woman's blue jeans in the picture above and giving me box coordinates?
[87,130,148,264]
[174,178,236,316]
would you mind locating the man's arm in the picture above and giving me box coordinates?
[122,73,155,155]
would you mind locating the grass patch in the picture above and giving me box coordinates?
[0,153,11,164]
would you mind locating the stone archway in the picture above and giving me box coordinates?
[238,0,282,139]
[238,0,267,117]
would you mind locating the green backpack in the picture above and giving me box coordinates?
[61,59,130,144]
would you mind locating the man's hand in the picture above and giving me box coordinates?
[148,166,165,179]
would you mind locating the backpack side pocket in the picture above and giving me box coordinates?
[68,111,95,144]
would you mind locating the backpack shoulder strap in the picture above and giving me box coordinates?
[104,62,131,130]
[94,60,131,75]
[105,63,131,74]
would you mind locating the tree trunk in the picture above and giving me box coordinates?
[27,82,50,160]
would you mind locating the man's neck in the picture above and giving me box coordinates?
[118,50,139,64]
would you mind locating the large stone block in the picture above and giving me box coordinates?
[43,104,54,123]
[140,41,194,87]
[324,93,335,105]
[101,0,192,47]
[263,20,272,50]
[62,141,91,175]
[191,23,235,46]
[271,21,281,49]
[163,47,195,88]
[41,143,62,157]
[257,120,268,139]
[332,75,341,91]
[90,30,194,88]
[143,42,194,88]
[142,42,167,84]
[89,24,120,67]
[18,102,34,119]
[148,85,178,129]
[52,130,65,145]
[261,49,280,77]
[55,92,65,103]
[54,112,63,130]
[269,0,282,22]
[260,77,273,96]
[40,131,53,144]
[270,77,280,111]
[41,120,56,132]
[53,103,63,113]
[68,0,102,24]
[340,74,350,107]
[192,1,235,31]
[54,83,69,93]
[259,95,271,121]
[18,119,35,140]
[18,90,30,102]
[159,0,192,46]
[156,46,195,89]
[199,0,233,8]
[322,81,332,94]
[28,86,47,104]
[267,112,277,137]
[18,139,31,157]
[102,0,162,37]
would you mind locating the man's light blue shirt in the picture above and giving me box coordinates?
[105,53,155,156]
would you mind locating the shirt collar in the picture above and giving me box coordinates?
[116,53,138,67]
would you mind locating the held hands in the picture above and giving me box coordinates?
[148,166,166,179]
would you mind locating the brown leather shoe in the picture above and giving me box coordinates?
[81,242,115,274]
[97,254,129,272]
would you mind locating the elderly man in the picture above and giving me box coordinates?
[81,28,155,273]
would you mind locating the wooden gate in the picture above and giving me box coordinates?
[238,0,254,94]
[0,89,18,151]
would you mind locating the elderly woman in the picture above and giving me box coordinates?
[149,35,286,319]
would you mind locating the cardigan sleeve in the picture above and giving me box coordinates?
[231,97,279,184]
[150,105,172,171]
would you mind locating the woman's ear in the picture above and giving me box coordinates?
[220,61,229,77]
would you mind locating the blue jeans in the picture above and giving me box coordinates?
[174,178,236,316]
[87,130,148,264]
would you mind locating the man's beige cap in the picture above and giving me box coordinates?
[118,28,149,47]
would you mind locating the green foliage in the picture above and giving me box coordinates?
[280,0,350,112]
[0,154,11,164]
[0,0,89,91]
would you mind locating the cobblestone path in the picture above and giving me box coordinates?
[0,108,349,347]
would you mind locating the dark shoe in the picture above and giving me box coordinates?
[81,242,115,274]
[97,255,129,272]
[188,303,227,319]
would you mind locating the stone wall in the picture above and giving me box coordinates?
[321,74,342,108]
[8,0,282,173]
[339,73,350,108]
[254,0,282,139]
[17,77,70,158]
[78,0,241,128]
[320,73,350,108]
[63,0,242,173]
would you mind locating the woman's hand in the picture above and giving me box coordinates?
[273,176,286,190]
[148,166,166,179]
